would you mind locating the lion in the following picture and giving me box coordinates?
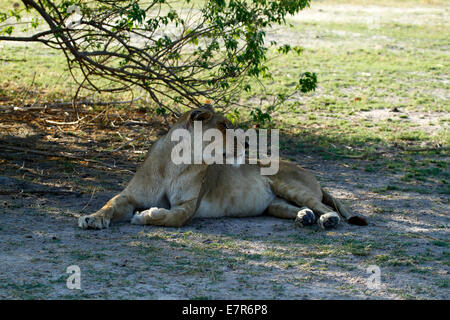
[78,104,367,230]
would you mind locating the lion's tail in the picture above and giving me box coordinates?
[321,188,368,226]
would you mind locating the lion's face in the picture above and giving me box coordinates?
[173,105,245,165]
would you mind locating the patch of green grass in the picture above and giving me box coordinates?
[372,185,400,193]
[434,279,449,288]
[70,249,106,261]
[430,240,448,247]
[1,1,448,193]
[190,296,210,300]
[0,281,51,299]
[316,0,448,6]
[347,243,371,257]
[234,3,449,189]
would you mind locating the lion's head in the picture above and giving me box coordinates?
[170,104,245,166]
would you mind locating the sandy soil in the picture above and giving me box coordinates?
[0,3,448,300]
[0,107,448,300]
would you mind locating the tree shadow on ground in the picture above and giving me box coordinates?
[0,110,448,299]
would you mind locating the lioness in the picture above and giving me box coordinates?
[79,105,367,230]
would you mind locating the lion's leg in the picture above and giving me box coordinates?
[285,191,340,229]
[78,193,135,229]
[303,198,340,229]
[270,161,341,229]
[267,197,316,227]
[131,199,197,228]
[131,170,205,227]
[272,183,340,229]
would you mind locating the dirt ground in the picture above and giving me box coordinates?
[0,102,448,300]
[0,1,449,300]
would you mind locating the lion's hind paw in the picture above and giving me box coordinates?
[318,212,340,229]
[295,208,316,227]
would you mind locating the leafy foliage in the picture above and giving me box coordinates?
[0,0,317,116]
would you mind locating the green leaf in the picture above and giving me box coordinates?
[298,72,317,93]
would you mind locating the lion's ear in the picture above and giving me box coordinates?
[190,109,212,122]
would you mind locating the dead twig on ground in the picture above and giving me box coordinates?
[0,189,80,196]
[123,120,151,126]
[80,186,97,212]
[110,131,146,153]
[0,96,142,112]
[0,143,134,173]
[44,117,87,125]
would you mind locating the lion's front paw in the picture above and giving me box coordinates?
[131,207,168,225]
[78,214,110,230]
[318,212,340,229]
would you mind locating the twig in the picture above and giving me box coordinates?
[80,186,97,212]
[0,144,133,172]
[0,96,142,111]
[123,120,151,126]
[111,131,145,153]
[44,117,87,125]
[0,189,80,196]
[13,161,44,176]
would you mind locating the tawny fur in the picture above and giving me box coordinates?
[78,106,367,230]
